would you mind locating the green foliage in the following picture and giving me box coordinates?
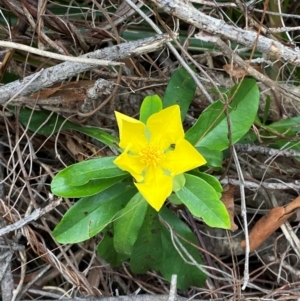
[163,66,197,120]
[51,157,128,197]
[51,176,127,198]
[262,95,271,125]
[252,115,300,161]
[53,157,126,186]
[97,231,130,267]
[196,147,223,168]
[19,107,118,148]
[192,171,223,196]
[100,205,207,290]
[53,182,136,244]
[185,79,259,150]
[130,206,163,273]
[176,174,230,229]
[113,193,148,255]
[51,73,260,289]
[172,173,186,192]
[139,95,162,123]
[1,72,20,83]
[159,207,206,290]
[267,117,300,134]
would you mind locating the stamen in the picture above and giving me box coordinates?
[139,144,165,167]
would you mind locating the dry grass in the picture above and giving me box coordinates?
[1,0,300,300]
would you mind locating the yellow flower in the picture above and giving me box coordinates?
[113,105,206,211]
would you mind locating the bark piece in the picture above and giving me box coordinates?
[221,184,238,231]
[241,196,300,251]
[0,34,170,104]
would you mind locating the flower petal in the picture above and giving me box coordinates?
[135,166,173,211]
[147,105,184,148]
[114,152,144,182]
[162,138,206,175]
[115,111,148,152]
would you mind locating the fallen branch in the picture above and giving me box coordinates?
[235,144,300,158]
[220,178,300,190]
[0,40,124,66]
[150,0,300,66]
[149,0,300,100]
[0,34,170,104]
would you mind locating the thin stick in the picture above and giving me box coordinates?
[0,198,62,237]
[167,275,177,301]
[0,40,123,66]
[0,34,170,104]
[232,147,249,289]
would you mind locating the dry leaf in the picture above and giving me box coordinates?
[241,196,300,251]
[221,184,238,232]
[223,64,261,79]
[30,84,63,99]
[66,136,85,160]
[30,80,94,108]
[87,267,102,289]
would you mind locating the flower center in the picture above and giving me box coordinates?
[139,144,165,167]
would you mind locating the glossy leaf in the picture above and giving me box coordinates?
[139,95,162,123]
[130,206,162,273]
[172,173,186,192]
[196,147,223,168]
[176,174,230,229]
[51,175,127,198]
[163,66,196,120]
[55,157,127,186]
[159,207,207,290]
[113,193,148,255]
[190,171,223,197]
[53,182,136,243]
[18,107,118,148]
[185,79,259,150]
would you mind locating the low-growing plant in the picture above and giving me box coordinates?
[44,68,260,289]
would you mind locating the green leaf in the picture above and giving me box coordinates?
[97,231,129,267]
[163,66,196,120]
[236,131,258,145]
[2,72,20,83]
[139,95,162,123]
[172,173,186,192]
[263,95,271,125]
[185,79,259,150]
[196,147,223,168]
[51,157,129,197]
[51,175,127,198]
[176,174,230,229]
[130,206,162,273]
[168,193,183,205]
[56,157,127,187]
[53,182,136,243]
[267,117,300,134]
[254,114,262,126]
[189,171,223,197]
[159,207,206,290]
[18,107,118,148]
[113,193,148,255]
